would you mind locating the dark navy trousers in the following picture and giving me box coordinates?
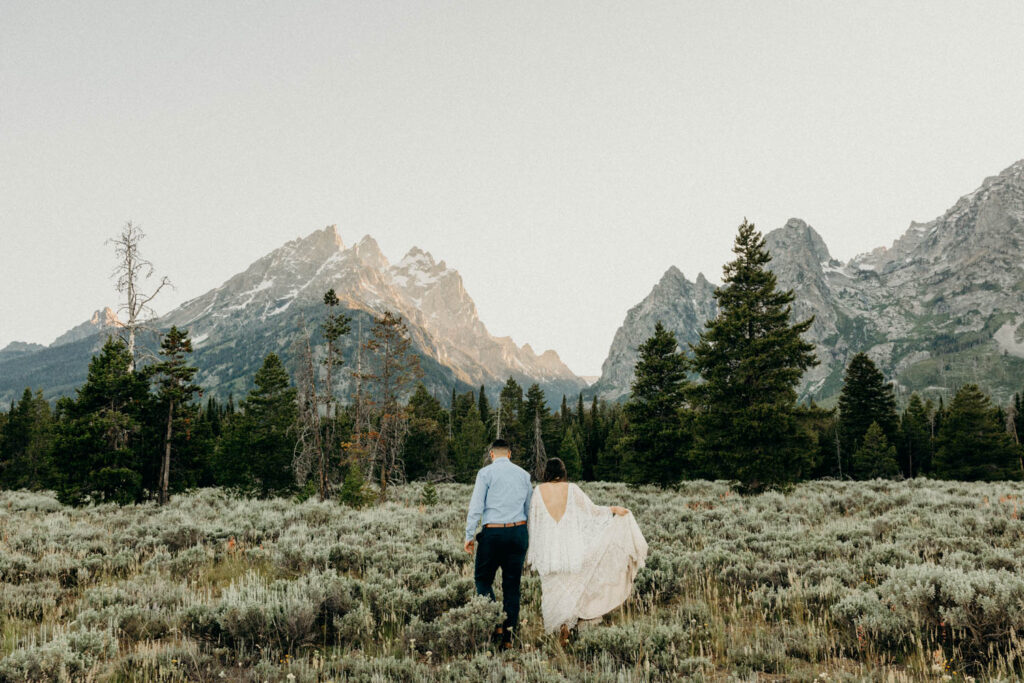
[474,524,529,631]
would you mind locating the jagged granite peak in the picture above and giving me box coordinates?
[595,159,1024,404]
[148,226,583,401]
[591,265,717,400]
[50,307,121,348]
[351,234,390,271]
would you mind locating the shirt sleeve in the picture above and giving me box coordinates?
[523,475,533,521]
[465,468,488,542]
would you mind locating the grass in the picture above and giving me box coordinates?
[3,480,1024,680]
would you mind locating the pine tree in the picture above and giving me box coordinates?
[837,353,898,467]
[451,401,488,483]
[478,386,490,428]
[623,322,690,486]
[404,383,448,480]
[215,353,298,495]
[595,408,627,481]
[522,383,556,473]
[52,336,150,504]
[0,388,54,490]
[497,377,524,452]
[1011,391,1022,447]
[319,289,352,500]
[688,220,819,491]
[558,422,584,480]
[933,384,1022,481]
[898,393,932,477]
[145,326,200,504]
[851,422,900,479]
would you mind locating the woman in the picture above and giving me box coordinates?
[525,458,648,644]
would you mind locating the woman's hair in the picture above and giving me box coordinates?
[543,457,568,483]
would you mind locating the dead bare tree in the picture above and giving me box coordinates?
[292,316,323,490]
[354,311,423,498]
[107,221,172,372]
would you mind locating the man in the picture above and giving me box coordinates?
[464,438,533,649]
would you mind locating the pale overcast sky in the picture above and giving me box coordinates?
[2,1,1024,377]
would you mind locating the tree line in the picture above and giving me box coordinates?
[2,220,1022,503]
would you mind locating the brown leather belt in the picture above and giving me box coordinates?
[484,520,527,528]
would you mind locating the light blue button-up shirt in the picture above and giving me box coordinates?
[464,457,533,542]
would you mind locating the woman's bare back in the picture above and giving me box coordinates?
[538,482,569,522]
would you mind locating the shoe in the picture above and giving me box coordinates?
[501,627,514,650]
[558,624,571,647]
[491,626,504,645]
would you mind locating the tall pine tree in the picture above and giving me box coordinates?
[215,353,298,496]
[623,322,690,486]
[898,393,933,477]
[836,352,898,474]
[52,336,150,505]
[933,384,1021,481]
[145,326,200,504]
[688,220,818,491]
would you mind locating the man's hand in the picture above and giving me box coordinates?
[464,539,475,554]
[610,506,629,516]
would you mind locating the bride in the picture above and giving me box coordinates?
[525,457,648,644]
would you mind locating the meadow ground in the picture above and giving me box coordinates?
[3,479,1024,681]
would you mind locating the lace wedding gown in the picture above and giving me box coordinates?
[525,482,648,632]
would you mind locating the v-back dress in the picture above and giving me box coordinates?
[525,482,648,632]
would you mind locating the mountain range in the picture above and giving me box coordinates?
[0,227,586,405]
[3,159,1024,409]
[592,159,1024,405]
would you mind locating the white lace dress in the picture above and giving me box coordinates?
[525,483,649,632]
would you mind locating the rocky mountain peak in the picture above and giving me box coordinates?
[766,218,833,265]
[50,307,122,348]
[352,234,389,270]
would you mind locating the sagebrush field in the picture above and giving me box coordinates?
[4,479,1024,681]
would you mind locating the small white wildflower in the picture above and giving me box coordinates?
[287,675,296,682]
[218,672,226,679]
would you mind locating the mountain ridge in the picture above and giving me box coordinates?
[593,158,1024,404]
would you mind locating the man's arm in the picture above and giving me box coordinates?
[464,468,488,552]
[522,476,533,521]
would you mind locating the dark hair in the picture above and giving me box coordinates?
[543,457,567,483]
[490,438,511,451]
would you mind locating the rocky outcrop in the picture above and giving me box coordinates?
[595,160,1024,404]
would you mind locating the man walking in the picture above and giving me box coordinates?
[464,438,533,649]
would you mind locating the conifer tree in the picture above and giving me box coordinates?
[216,353,298,495]
[145,326,200,504]
[933,384,1022,481]
[1012,391,1022,446]
[688,220,819,491]
[497,377,524,451]
[558,421,584,481]
[0,388,54,490]
[837,353,898,465]
[623,322,690,486]
[477,385,490,428]
[595,409,627,481]
[851,421,900,479]
[404,383,447,480]
[451,401,488,483]
[53,336,150,504]
[898,393,932,477]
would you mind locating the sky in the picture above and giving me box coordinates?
[2,1,1024,377]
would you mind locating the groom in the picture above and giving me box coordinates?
[464,438,533,648]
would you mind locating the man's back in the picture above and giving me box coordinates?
[465,457,532,540]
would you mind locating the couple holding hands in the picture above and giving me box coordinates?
[464,438,648,648]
